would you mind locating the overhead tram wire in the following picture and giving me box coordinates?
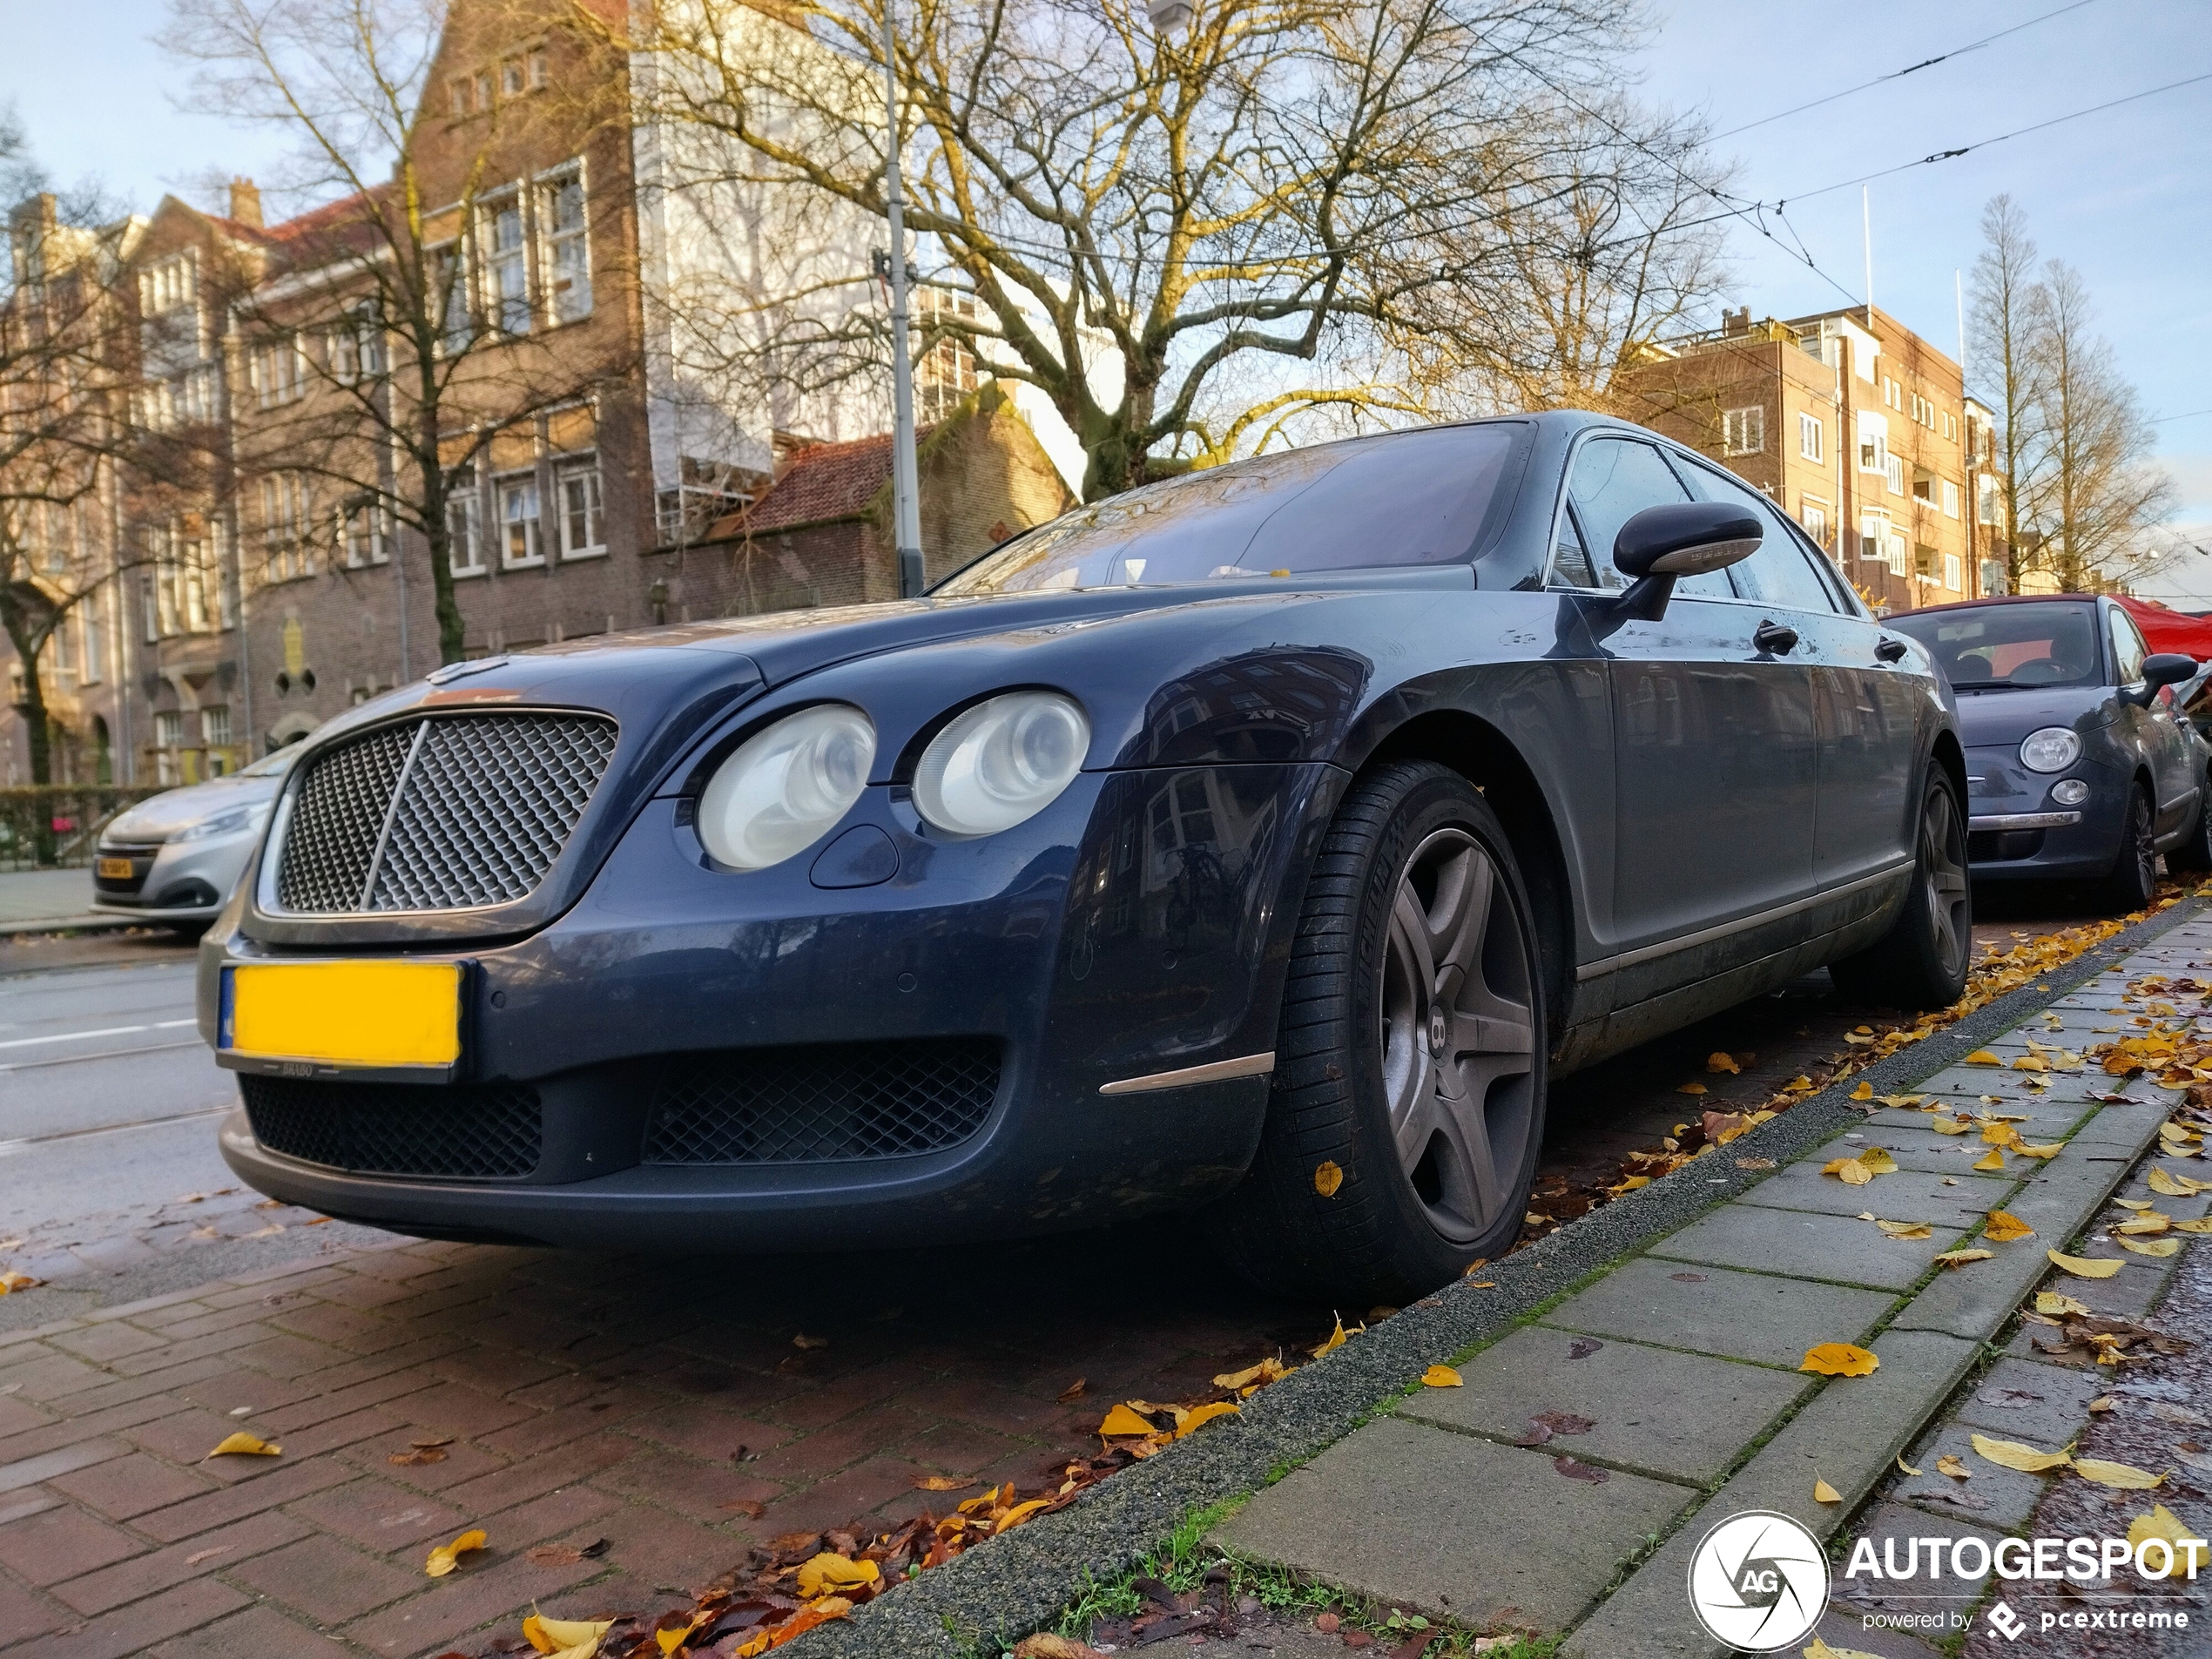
[1708,0,2102,142]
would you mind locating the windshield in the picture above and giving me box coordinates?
[935,423,1526,596]
[238,745,306,779]
[1890,602,2104,691]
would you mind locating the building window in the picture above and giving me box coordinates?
[328,305,385,383]
[201,705,232,746]
[78,590,102,685]
[432,244,470,354]
[447,468,483,574]
[556,459,604,558]
[1885,455,1904,496]
[1976,474,2000,526]
[485,199,529,335]
[1887,529,1909,576]
[1721,407,1764,456]
[182,533,211,631]
[1944,553,1963,592]
[1797,412,1822,463]
[529,49,549,88]
[475,71,493,111]
[501,57,525,97]
[543,173,591,323]
[1941,479,1959,519]
[1857,412,1888,474]
[251,335,305,407]
[499,474,541,566]
[342,499,391,568]
[448,78,472,117]
[153,710,183,786]
[1800,501,1829,548]
[260,472,312,582]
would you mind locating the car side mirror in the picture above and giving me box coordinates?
[2129,652,2198,705]
[1605,502,1764,620]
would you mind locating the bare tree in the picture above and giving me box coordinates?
[1967,194,2049,593]
[608,0,1716,501]
[160,0,628,664]
[2028,260,2171,593]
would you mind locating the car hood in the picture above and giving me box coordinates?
[105,774,280,842]
[1951,684,2115,748]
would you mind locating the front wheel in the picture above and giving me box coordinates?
[1203,761,1548,1305]
[1830,765,1972,1010]
[2095,784,2158,913]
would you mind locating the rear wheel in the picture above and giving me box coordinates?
[1204,761,1547,1305]
[2095,784,2157,913]
[2166,774,2212,873]
[1830,766,1972,1010]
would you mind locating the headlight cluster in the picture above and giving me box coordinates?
[2020,726,2081,773]
[696,691,1089,871]
[172,804,269,844]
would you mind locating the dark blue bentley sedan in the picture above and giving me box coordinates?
[199,411,1969,1302]
[1889,594,2212,911]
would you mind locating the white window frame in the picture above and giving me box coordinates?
[498,472,543,568]
[555,456,604,559]
[1797,412,1823,463]
[1976,474,2000,527]
[482,192,530,337]
[1944,552,1963,592]
[539,163,591,325]
[447,467,484,576]
[1885,455,1905,496]
[200,705,233,747]
[251,334,305,408]
[1941,479,1959,519]
[78,588,103,685]
[342,499,392,568]
[1721,406,1764,457]
[1799,498,1829,549]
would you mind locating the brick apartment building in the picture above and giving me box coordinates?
[3,0,1062,790]
[1619,304,1993,616]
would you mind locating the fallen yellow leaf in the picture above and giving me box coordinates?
[1936,1453,1971,1479]
[1851,1082,1873,1102]
[1876,1219,1933,1239]
[1800,1343,1879,1378]
[1676,1082,1708,1096]
[205,1432,280,1459]
[995,1498,1051,1532]
[1706,1052,1740,1074]
[2114,1213,2170,1235]
[2073,1457,2167,1490]
[1934,1248,1993,1268]
[1896,1453,1922,1475]
[1972,1433,2072,1474]
[2048,1250,2124,1278]
[1929,1116,1973,1136]
[2173,1217,2212,1232]
[0,1270,38,1294]
[1098,1404,1155,1438]
[523,1613,616,1656]
[1983,1211,2034,1242]
[2116,1236,2181,1258]
[1174,1400,1240,1438]
[1313,1161,1344,1198]
[2035,1291,2090,1316]
[2148,1166,2211,1196]
[1822,1156,1873,1186]
[425,1529,487,1577]
[1973,1149,2006,1172]
[658,1622,704,1657]
[1310,1314,1350,1359]
[913,1474,970,1491]
[1813,1476,1842,1504]
[1858,1147,1898,1174]
[1965,1049,2004,1066]
[1421,1366,1462,1388]
[795,1554,880,1599]
[2128,1505,2195,1552]
[1214,1356,1291,1392]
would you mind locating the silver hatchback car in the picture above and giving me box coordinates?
[92,747,303,934]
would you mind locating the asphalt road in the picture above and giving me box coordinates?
[0,884,2158,1330]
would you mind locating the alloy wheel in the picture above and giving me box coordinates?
[1376,827,1537,1244]
[1922,784,1970,978]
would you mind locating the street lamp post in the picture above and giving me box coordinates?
[880,2,926,599]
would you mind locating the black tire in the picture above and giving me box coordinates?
[1204,761,1548,1305]
[2166,774,2212,873]
[1830,765,1973,1010]
[2095,783,2158,913]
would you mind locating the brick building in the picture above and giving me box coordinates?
[1619,304,1981,616]
[3,0,1045,790]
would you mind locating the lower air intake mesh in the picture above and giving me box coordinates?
[240,1076,542,1180]
[644,1039,1001,1163]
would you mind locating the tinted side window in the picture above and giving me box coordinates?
[1671,459,1840,614]
[1558,437,1730,596]
[2108,608,2147,685]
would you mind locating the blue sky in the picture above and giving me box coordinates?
[11,0,2209,581]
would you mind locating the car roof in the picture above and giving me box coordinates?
[1900,594,2102,619]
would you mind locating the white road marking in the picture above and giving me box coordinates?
[0,1105,230,1157]
[0,1017,197,1051]
[0,1039,207,1075]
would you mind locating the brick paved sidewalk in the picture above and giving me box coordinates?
[0,1225,1319,1656]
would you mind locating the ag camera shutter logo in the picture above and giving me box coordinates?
[1686,1510,1831,1651]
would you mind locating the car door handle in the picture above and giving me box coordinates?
[1875,637,1908,664]
[1753,620,1799,655]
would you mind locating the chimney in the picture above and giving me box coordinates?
[228,177,263,228]
[1721,306,1749,338]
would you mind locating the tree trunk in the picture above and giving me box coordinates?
[3,609,59,860]
[415,420,464,667]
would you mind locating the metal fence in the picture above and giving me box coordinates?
[0,786,164,871]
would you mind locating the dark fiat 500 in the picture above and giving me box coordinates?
[199,411,1969,1302]
[1890,595,2212,911]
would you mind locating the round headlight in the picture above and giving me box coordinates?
[914,691,1089,837]
[698,705,876,870]
[2020,727,2081,774]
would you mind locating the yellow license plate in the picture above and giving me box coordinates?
[98,858,135,879]
[225,961,463,1069]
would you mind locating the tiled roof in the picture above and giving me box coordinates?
[729,429,938,536]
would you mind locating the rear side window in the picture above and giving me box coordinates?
[1670,458,1841,614]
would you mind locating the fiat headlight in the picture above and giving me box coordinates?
[698,705,876,870]
[914,691,1089,837]
[2020,727,2080,774]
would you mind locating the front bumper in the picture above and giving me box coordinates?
[202,762,1341,1249]
[95,831,256,922]
[1964,744,2125,881]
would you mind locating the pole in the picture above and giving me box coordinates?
[881,1,926,599]
[1861,187,1874,320]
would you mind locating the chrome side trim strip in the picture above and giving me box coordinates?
[1575,860,1915,983]
[1100,1051,1276,1096]
[1968,811,2082,832]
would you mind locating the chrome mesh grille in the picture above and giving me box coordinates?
[240,1075,542,1180]
[643,1040,1001,1163]
[273,713,617,914]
